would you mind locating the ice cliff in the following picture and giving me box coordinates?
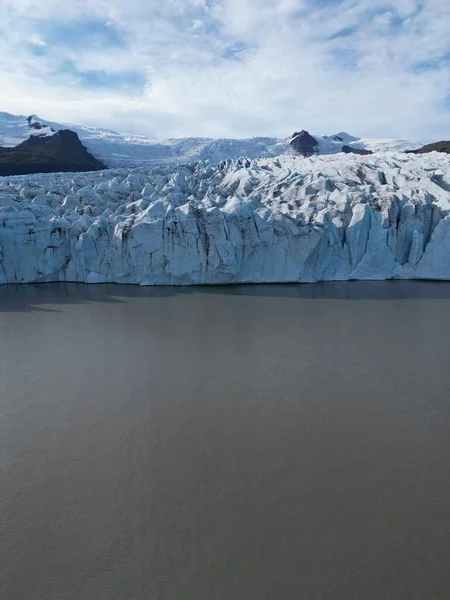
[1,153,450,285]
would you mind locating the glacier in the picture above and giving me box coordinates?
[0,152,450,285]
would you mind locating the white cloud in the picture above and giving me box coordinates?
[0,0,449,140]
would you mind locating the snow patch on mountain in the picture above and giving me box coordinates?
[0,153,449,285]
[0,112,55,147]
[316,132,418,155]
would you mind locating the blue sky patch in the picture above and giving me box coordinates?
[223,43,248,61]
[328,26,358,41]
[41,19,125,50]
[413,51,450,72]
[57,59,145,91]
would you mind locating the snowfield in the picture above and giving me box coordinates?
[1,152,450,285]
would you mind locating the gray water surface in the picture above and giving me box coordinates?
[1,282,450,600]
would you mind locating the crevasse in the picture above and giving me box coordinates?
[1,153,450,285]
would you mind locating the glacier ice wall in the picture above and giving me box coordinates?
[1,153,450,285]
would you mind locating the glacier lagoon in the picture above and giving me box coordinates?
[1,281,450,600]
[1,152,450,285]
[2,150,450,599]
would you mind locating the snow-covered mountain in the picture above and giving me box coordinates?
[1,152,450,285]
[0,112,55,146]
[0,111,421,167]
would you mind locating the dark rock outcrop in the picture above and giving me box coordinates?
[407,141,450,154]
[0,130,107,176]
[342,145,373,155]
[290,130,318,157]
[27,115,45,130]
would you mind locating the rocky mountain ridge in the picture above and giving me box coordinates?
[0,112,448,176]
[408,141,450,154]
[0,130,107,176]
[0,111,423,169]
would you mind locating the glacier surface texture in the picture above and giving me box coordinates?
[1,153,450,285]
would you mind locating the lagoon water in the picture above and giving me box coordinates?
[1,282,450,600]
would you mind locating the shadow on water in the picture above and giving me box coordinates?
[1,279,450,313]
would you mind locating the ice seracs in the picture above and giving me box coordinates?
[0,152,450,285]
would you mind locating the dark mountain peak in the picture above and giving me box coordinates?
[0,129,106,176]
[292,129,316,141]
[290,130,318,157]
[342,145,373,155]
[19,129,78,149]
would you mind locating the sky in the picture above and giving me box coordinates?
[0,0,449,140]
